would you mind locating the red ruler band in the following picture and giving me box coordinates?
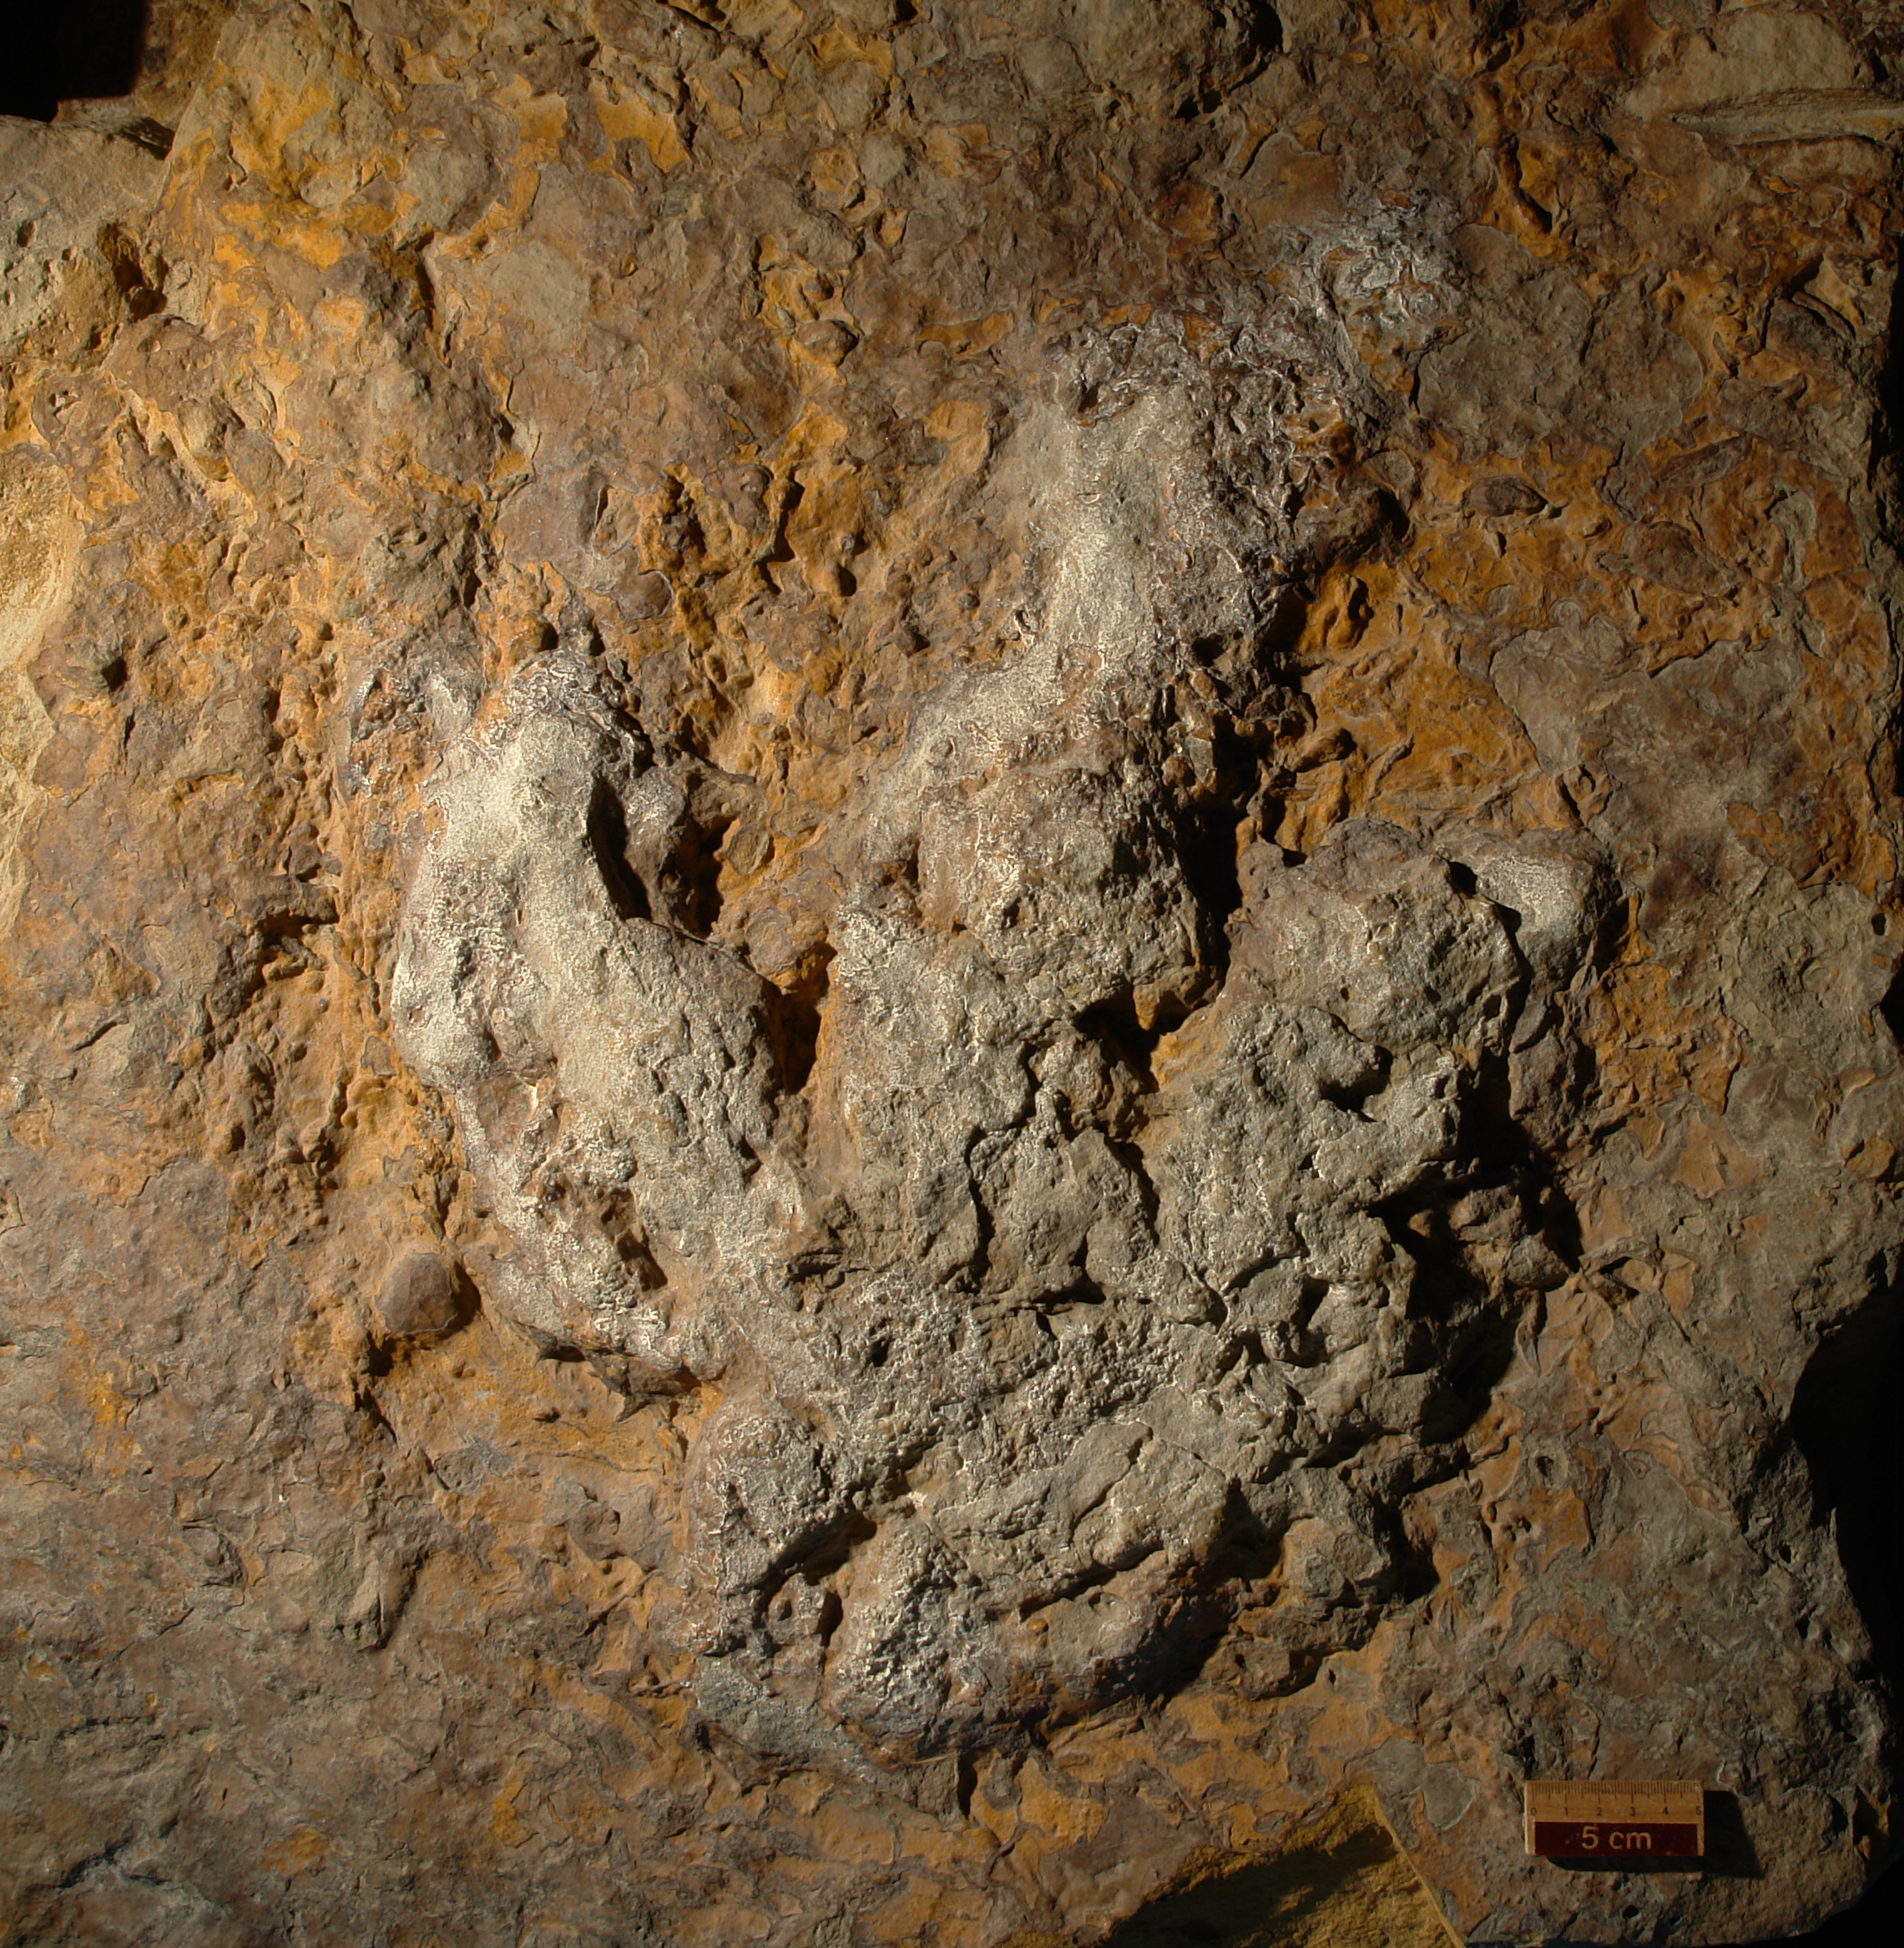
[1528,1819,1703,1859]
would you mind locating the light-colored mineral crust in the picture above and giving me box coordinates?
[3,3,1902,1945]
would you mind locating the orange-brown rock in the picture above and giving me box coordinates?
[3,3,1901,1945]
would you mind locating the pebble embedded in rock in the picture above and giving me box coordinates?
[373,1249,462,1341]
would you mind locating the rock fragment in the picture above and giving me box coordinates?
[373,1248,464,1340]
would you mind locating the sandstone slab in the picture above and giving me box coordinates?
[3,3,1901,1944]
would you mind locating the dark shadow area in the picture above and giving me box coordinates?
[1077,992,1167,1095]
[1882,960,1904,1052]
[766,944,831,1098]
[1700,1791,1765,1880]
[3,4,149,120]
[585,777,654,925]
[1791,1859,1904,1946]
[1100,1812,1442,1947]
[1790,1266,1904,1683]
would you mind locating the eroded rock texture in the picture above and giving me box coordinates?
[3,3,1903,1945]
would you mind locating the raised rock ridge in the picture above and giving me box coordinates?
[3,3,1902,1945]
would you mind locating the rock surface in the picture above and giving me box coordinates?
[3,3,1902,1943]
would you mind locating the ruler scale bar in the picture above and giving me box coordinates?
[1523,1782,1705,1860]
